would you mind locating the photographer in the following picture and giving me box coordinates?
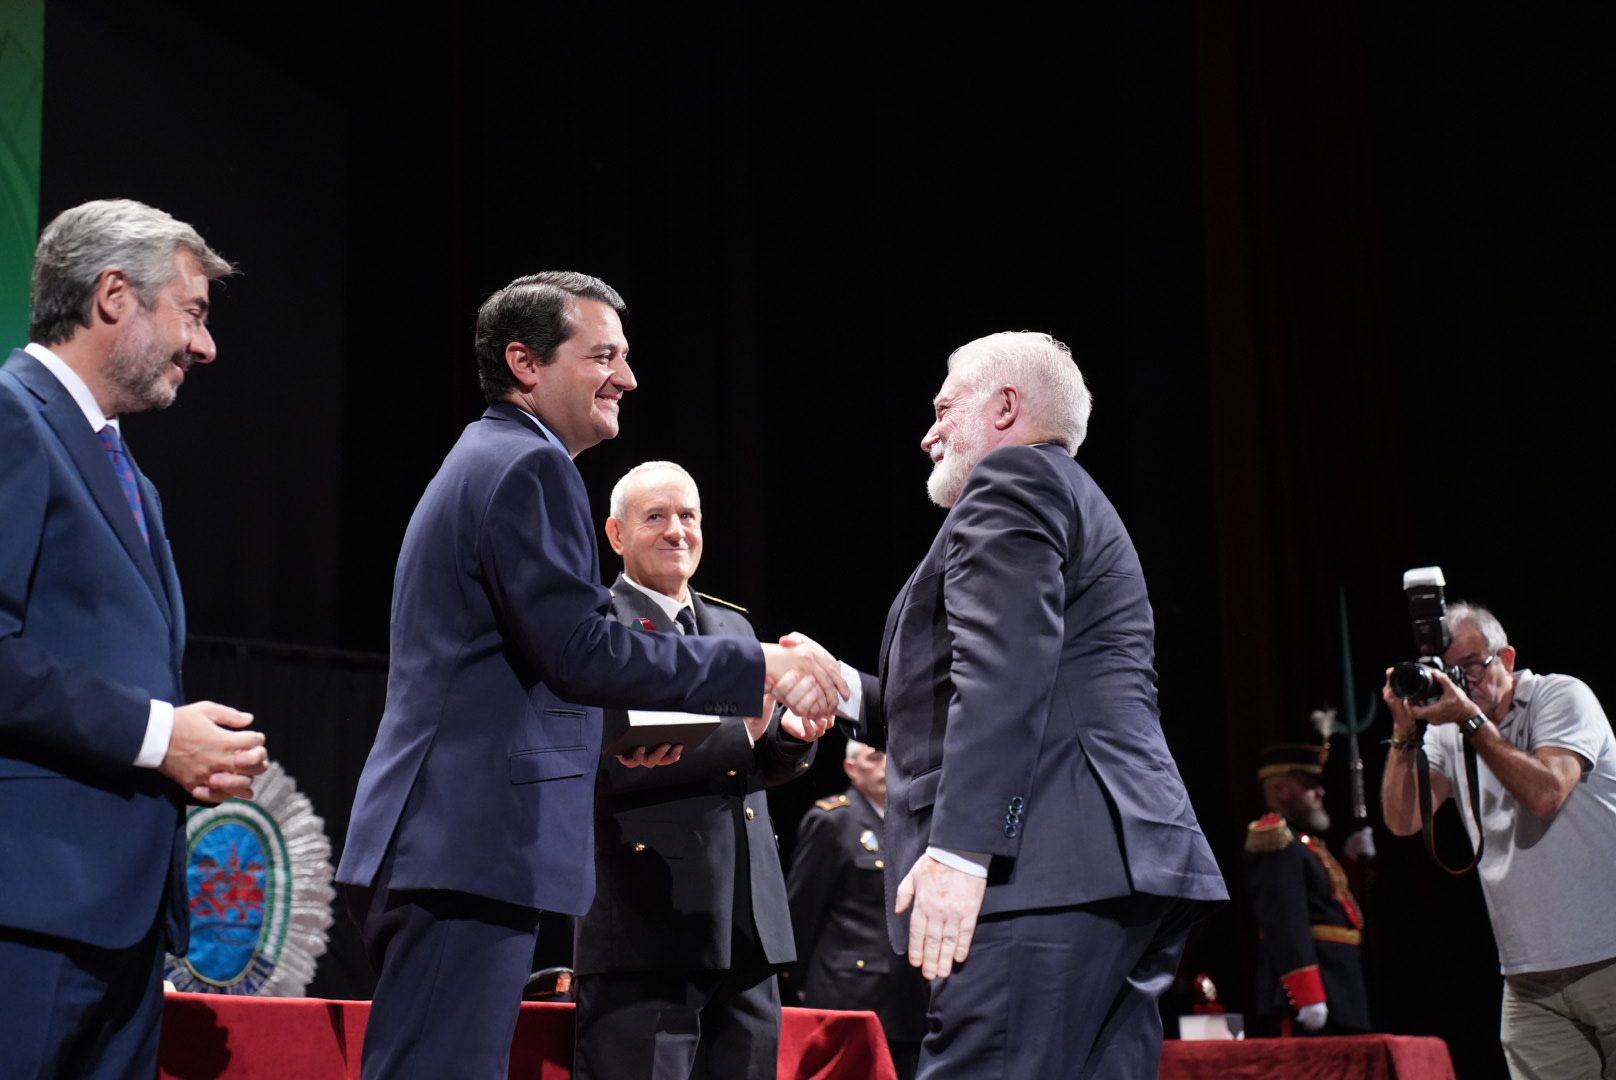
[1381,603,1616,1079]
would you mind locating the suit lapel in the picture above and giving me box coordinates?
[878,525,948,683]
[12,354,171,621]
[877,565,919,684]
[610,573,668,632]
[689,592,721,636]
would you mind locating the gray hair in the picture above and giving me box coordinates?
[946,331,1092,454]
[1447,602,1510,653]
[608,460,699,520]
[474,271,626,404]
[30,199,232,346]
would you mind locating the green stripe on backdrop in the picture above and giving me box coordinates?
[0,0,44,354]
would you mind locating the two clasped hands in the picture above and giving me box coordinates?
[615,630,847,770]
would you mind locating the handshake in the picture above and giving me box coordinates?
[762,631,846,742]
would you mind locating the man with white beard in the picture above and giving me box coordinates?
[1244,743,1371,1036]
[782,330,1226,1078]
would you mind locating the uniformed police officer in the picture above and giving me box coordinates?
[786,738,929,1080]
[1245,742,1371,1036]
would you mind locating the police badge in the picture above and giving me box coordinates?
[164,761,335,996]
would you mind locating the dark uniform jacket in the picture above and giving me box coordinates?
[785,787,929,1044]
[573,576,813,975]
[1244,813,1370,1033]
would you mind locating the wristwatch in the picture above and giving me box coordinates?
[1459,713,1489,739]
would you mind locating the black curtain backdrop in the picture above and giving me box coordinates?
[36,2,1614,1075]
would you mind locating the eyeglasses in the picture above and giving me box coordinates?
[1458,655,1497,681]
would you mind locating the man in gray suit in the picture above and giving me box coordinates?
[782,331,1227,1079]
[573,460,826,1080]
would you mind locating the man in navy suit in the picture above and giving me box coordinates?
[0,199,269,1078]
[337,273,846,1079]
[783,331,1228,1079]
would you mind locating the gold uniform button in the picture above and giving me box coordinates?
[726,770,738,777]
[632,842,646,853]
[855,960,866,969]
[744,807,756,820]
[874,859,885,869]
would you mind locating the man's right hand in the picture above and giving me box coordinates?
[1296,1002,1329,1031]
[160,702,268,803]
[1381,670,1418,742]
[762,634,848,722]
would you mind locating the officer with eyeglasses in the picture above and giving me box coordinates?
[1381,602,1616,1080]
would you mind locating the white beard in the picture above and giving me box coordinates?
[925,421,991,508]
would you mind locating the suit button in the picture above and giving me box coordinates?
[1010,796,1025,813]
[633,842,647,853]
[744,807,756,820]
[1004,824,1018,838]
[726,770,738,777]
[856,960,866,969]
[874,859,884,869]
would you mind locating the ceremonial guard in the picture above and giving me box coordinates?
[1245,743,1371,1035]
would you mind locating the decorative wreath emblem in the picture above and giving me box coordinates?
[164,761,335,996]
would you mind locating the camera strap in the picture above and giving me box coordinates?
[1414,722,1486,874]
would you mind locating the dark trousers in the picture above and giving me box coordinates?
[0,917,166,1079]
[345,882,543,1080]
[573,966,782,1080]
[920,893,1200,1080]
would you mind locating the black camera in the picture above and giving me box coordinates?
[1389,566,1468,704]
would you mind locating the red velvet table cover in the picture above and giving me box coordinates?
[160,995,1456,1080]
[1161,1035,1458,1080]
[158,993,899,1080]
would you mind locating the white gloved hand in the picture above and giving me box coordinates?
[1296,1002,1329,1031]
[1343,825,1376,861]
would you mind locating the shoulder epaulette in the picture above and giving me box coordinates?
[695,591,748,614]
[814,794,850,812]
[1245,813,1295,854]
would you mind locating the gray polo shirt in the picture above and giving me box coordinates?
[1424,669,1616,974]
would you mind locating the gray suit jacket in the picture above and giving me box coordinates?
[846,443,1227,951]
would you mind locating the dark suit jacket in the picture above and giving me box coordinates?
[337,405,765,917]
[0,348,190,952]
[846,443,1227,951]
[786,788,929,1043]
[573,576,810,975]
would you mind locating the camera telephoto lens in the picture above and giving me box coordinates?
[1390,661,1441,703]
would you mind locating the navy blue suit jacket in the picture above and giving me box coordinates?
[573,578,809,975]
[847,443,1226,951]
[0,348,191,952]
[337,405,766,917]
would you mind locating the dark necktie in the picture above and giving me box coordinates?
[97,425,149,544]
[676,607,698,637]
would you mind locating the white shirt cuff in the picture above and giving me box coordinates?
[836,661,863,720]
[135,699,174,768]
[926,846,990,877]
